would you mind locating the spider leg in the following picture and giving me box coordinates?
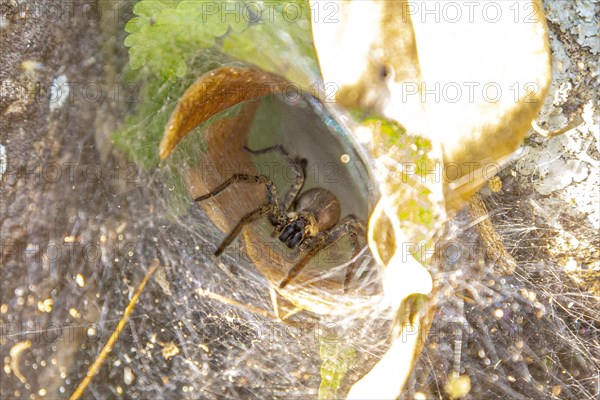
[214,204,274,256]
[339,216,366,293]
[194,173,279,208]
[244,145,306,211]
[278,231,329,290]
[278,215,366,291]
[195,174,283,255]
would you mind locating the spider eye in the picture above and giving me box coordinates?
[279,224,295,242]
[287,231,304,249]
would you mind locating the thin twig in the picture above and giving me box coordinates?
[469,194,517,275]
[69,259,160,400]
[531,114,583,138]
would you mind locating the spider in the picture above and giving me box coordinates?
[194,145,366,292]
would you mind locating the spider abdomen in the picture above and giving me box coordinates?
[295,188,341,231]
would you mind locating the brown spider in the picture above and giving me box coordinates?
[194,145,366,292]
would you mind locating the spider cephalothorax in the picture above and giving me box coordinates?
[277,188,340,249]
[195,145,365,292]
[277,213,317,249]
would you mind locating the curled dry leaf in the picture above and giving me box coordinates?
[162,64,381,315]
[159,65,291,160]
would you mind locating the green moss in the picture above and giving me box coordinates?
[115,0,320,170]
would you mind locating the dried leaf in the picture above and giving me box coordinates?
[312,0,552,213]
[311,1,553,398]
[159,65,291,160]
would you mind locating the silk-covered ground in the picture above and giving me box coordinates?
[1,1,598,399]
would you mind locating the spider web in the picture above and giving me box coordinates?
[39,93,595,400]
[2,4,599,400]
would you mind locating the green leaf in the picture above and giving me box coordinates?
[118,0,321,171]
[124,0,228,80]
[318,339,355,400]
[222,1,320,88]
